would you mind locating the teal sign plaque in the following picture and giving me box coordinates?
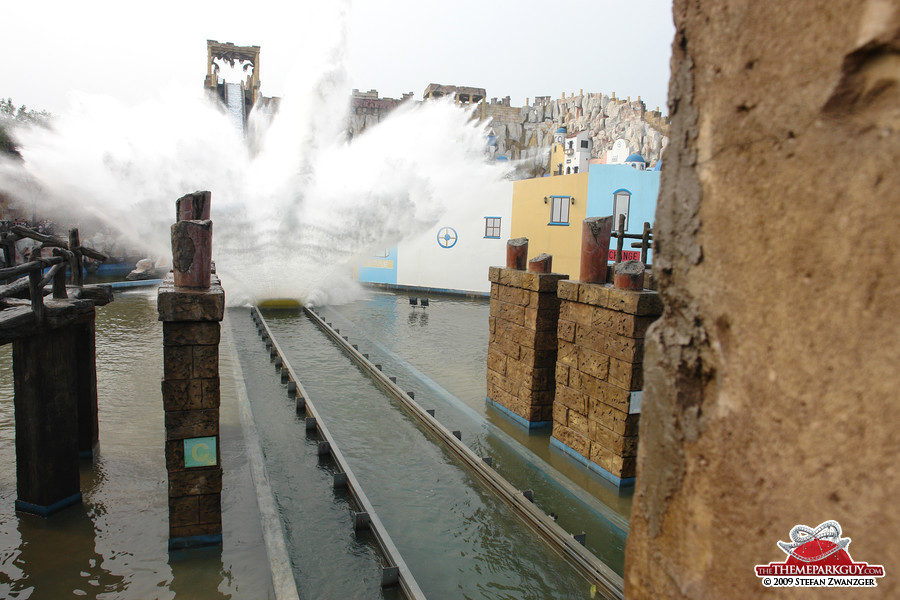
[184,437,217,468]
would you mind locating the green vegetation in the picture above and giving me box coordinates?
[0,98,53,156]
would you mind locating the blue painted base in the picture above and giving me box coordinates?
[15,492,83,517]
[168,533,223,551]
[549,437,636,488]
[108,279,163,289]
[485,397,552,430]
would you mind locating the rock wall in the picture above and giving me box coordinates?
[625,1,900,598]
[346,89,670,176]
[489,93,669,174]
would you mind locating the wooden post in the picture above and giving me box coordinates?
[579,216,614,284]
[615,214,626,265]
[27,268,44,324]
[75,315,100,458]
[68,229,83,287]
[176,191,212,221]
[528,253,553,273]
[614,260,646,291]
[171,221,212,289]
[506,238,528,270]
[13,326,82,515]
[640,222,651,265]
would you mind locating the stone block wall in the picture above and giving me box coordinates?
[158,274,225,548]
[552,280,662,484]
[486,266,568,427]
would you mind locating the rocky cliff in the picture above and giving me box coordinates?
[347,89,669,178]
[484,92,669,177]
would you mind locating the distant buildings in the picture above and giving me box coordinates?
[357,133,661,294]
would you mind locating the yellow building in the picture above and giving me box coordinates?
[510,172,589,278]
[549,127,567,176]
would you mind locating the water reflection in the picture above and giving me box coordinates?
[13,503,125,599]
[406,309,429,328]
[263,309,597,599]
[317,292,632,574]
[0,291,271,599]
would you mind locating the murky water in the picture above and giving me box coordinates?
[0,287,629,599]
[256,305,607,599]
[314,292,632,565]
[0,290,272,599]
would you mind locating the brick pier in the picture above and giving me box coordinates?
[158,191,225,549]
[486,266,568,427]
[552,273,661,485]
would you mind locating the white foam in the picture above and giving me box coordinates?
[0,15,511,307]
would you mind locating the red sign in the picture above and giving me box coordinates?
[755,521,886,588]
[607,249,641,261]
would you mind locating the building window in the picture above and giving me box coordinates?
[484,216,501,238]
[566,166,571,174]
[550,196,570,225]
[613,190,631,230]
[580,140,589,149]
[573,166,579,174]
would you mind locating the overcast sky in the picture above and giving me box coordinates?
[3,0,675,117]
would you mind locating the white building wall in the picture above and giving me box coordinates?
[563,130,592,174]
[606,138,630,164]
[395,182,513,294]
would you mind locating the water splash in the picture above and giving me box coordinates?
[0,13,511,306]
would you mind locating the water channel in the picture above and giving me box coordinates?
[0,286,630,599]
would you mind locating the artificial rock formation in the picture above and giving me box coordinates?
[625,1,900,598]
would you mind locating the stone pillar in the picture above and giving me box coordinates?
[487,266,568,428]
[552,275,662,486]
[158,191,224,550]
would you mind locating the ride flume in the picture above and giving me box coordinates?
[253,306,624,599]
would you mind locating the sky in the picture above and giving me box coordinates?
[2,0,675,117]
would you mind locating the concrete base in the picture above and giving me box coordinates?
[485,396,552,430]
[15,492,83,517]
[549,437,635,488]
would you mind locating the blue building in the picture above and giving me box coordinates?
[586,160,660,263]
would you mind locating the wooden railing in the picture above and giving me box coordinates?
[610,214,653,266]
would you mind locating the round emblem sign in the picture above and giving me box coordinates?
[437,227,458,249]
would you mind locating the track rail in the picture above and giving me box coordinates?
[303,306,625,600]
[251,307,426,600]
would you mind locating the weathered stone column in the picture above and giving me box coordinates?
[552,262,661,486]
[487,264,568,428]
[158,190,224,550]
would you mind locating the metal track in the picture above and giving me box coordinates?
[303,306,625,600]
[250,307,427,600]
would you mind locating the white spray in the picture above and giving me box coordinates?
[0,6,512,306]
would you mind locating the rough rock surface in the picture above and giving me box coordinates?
[624,1,900,598]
